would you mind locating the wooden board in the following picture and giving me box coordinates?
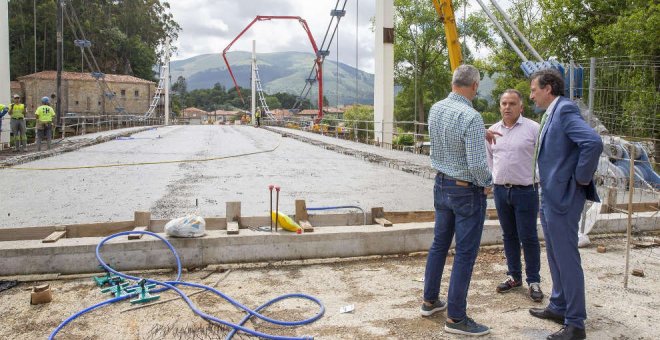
[42,231,66,243]
[299,220,314,232]
[227,221,239,235]
[226,202,241,234]
[128,226,148,240]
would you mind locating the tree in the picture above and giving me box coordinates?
[394,0,493,134]
[172,76,188,95]
[8,0,180,81]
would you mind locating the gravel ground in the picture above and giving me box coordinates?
[0,234,657,339]
[0,125,434,228]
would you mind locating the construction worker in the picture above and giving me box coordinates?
[255,107,261,127]
[8,94,27,152]
[0,102,8,136]
[35,97,55,151]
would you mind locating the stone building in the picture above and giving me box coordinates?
[16,71,157,116]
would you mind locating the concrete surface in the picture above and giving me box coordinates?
[0,125,434,228]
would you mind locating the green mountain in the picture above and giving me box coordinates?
[170,52,374,106]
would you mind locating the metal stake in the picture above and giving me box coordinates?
[268,185,274,232]
[624,145,636,288]
[275,186,281,232]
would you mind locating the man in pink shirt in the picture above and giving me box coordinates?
[486,89,544,302]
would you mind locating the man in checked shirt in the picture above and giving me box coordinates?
[486,89,544,303]
[420,65,497,337]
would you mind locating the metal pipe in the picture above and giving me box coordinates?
[569,60,575,100]
[275,186,281,232]
[588,57,596,125]
[489,0,544,62]
[268,185,274,232]
[474,0,528,62]
[624,146,635,288]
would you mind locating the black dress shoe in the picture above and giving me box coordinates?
[529,307,565,324]
[547,325,586,340]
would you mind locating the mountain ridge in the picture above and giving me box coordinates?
[170,51,375,106]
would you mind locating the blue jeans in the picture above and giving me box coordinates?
[494,185,541,284]
[424,174,486,321]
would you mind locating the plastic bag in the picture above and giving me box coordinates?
[164,215,206,238]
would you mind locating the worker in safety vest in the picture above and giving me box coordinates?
[35,96,55,151]
[0,102,8,137]
[8,94,27,152]
[255,107,262,127]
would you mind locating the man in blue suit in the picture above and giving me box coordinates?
[528,69,602,340]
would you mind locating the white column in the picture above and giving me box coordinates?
[163,37,171,125]
[1,0,11,146]
[251,40,257,126]
[374,0,394,145]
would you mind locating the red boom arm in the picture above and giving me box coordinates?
[222,15,324,121]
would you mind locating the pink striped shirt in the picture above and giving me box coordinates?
[486,115,540,186]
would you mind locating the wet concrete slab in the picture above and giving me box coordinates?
[0,125,434,228]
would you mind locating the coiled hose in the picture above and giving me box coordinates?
[49,230,324,340]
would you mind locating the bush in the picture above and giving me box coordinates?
[395,133,415,146]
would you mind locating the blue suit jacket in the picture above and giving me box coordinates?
[538,97,603,214]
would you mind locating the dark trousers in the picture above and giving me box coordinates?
[36,123,53,151]
[540,188,587,328]
[494,185,541,284]
[424,174,486,321]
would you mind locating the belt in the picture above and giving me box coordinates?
[437,172,472,187]
[495,183,538,189]
[11,117,24,120]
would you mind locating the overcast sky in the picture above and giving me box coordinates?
[167,1,512,74]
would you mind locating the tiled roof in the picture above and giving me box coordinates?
[210,109,240,116]
[181,107,208,118]
[18,71,155,85]
[295,109,320,116]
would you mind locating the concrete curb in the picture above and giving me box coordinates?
[1,211,657,276]
[0,126,161,168]
[263,126,437,179]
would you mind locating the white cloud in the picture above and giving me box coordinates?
[168,0,376,72]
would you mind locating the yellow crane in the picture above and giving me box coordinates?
[431,0,463,72]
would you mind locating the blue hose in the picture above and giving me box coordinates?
[49,230,323,340]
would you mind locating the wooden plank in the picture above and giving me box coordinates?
[295,200,313,232]
[384,211,434,223]
[227,221,239,235]
[42,231,66,243]
[226,202,241,235]
[128,226,148,240]
[134,211,151,228]
[372,207,393,227]
[299,220,314,232]
[66,221,134,238]
[295,200,309,221]
[374,217,393,227]
[0,226,57,242]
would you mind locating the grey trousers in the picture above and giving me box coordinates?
[10,118,27,151]
[36,123,53,151]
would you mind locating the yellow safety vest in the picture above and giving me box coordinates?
[35,105,55,123]
[9,103,26,119]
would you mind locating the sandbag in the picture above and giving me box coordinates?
[164,215,206,238]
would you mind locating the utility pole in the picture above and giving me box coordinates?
[251,40,256,126]
[1,0,10,147]
[56,0,63,125]
[163,37,170,125]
